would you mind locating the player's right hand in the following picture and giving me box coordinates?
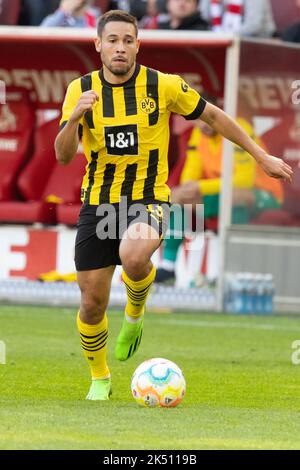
[70,91,99,122]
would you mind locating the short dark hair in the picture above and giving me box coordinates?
[97,10,138,38]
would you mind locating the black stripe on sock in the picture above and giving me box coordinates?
[126,291,150,302]
[125,285,152,298]
[80,330,107,340]
[80,330,108,345]
[82,342,107,352]
[125,290,151,302]
[124,281,152,298]
[99,163,116,204]
[124,281,153,294]
[125,284,151,295]
[81,343,107,352]
[81,334,108,351]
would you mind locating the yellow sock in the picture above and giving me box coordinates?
[122,265,156,320]
[77,312,110,380]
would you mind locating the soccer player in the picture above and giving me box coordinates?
[55,9,293,400]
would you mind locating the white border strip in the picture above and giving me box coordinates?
[0,26,235,43]
[151,318,300,332]
[275,296,300,304]
[216,36,241,312]
[229,236,300,247]
[241,37,300,51]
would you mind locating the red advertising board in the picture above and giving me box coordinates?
[0,29,231,108]
[239,39,300,225]
[0,225,218,284]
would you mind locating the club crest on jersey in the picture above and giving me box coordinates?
[140,96,157,114]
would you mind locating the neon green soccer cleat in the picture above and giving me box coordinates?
[115,316,144,361]
[86,378,112,401]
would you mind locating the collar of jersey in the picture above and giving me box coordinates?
[99,63,141,88]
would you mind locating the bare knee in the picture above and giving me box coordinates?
[120,250,150,280]
[77,266,115,324]
[80,293,107,324]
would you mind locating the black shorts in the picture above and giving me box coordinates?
[75,200,170,271]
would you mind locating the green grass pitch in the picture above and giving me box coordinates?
[0,305,300,450]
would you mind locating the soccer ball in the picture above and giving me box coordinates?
[131,358,186,408]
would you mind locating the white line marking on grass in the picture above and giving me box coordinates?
[151,318,300,333]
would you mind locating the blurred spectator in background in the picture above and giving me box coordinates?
[108,0,130,13]
[41,0,100,27]
[18,1,59,26]
[130,0,169,27]
[0,0,22,25]
[200,0,276,37]
[108,1,167,23]
[281,0,300,43]
[147,0,209,30]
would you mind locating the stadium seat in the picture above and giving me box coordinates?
[0,118,58,224]
[56,202,82,225]
[252,208,300,226]
[0,89,35,201]
[251,181,300,227]
[254,109,300,226]
[0,117,87,225]
[48,151,86,225]
[251,160,300,226]
[0,0,20,25]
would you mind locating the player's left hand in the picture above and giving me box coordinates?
[259,155,293,183]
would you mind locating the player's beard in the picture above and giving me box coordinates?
[106,60,135,77]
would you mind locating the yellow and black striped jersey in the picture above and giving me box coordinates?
[60,63,206,205]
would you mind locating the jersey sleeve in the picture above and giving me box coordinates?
[59,78,83,135]
[166,74,207,120]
